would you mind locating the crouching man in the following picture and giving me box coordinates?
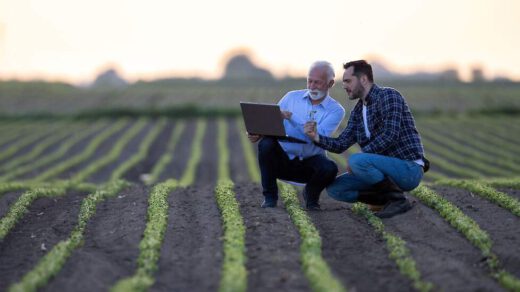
[248,61,345,210]
[305,60,429,218]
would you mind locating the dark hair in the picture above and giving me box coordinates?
[343,60,374,82]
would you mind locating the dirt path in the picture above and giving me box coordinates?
[87,120,155,184]
[309,194,415,292]
[234,182,310,292]
[152,119,222,291]
[123,120,173,183]
[431,185,520,280]
[227,118,309,291]
[228,118,250,184]
[0,191,23,218]
[0,132,74,175]
[0,191,86,291]
[194,119,218,186]
[42,185,148,292]
[384,194,504,291]
[152,185,223,291]
[158,119,196,182]
[497,188,520,200]
[54,121,133,181]
[16,123,112,180]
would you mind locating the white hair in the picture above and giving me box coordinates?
[309,61,335,82]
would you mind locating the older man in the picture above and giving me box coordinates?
[248,61,345,210]
[305,60,429,218]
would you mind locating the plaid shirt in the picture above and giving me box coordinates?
[316,84,425,161]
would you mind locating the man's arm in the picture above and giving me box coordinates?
[362,91,403,153]
[307,110,356,154]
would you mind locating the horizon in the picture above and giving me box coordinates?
[1,0,519,84]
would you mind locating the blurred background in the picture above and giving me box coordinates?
[1,0,519,116]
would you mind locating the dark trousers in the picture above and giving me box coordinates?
[258,137,338,202]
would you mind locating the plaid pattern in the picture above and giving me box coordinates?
[317,84,425,161]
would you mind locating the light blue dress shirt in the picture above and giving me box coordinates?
[278,89,345,160]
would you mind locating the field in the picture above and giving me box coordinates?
[1,113,520,292]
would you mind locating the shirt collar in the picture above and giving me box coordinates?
[364,84,379,105]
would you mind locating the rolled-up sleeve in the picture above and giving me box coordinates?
[316,112,356,153]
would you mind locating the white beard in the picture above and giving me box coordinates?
[308,89,326,100]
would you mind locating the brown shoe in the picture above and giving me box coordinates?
[375,192,413,218]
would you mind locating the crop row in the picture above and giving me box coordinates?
[1,117,520,185]
[420,118,520,173]
[28,120,129,183]
[411,185,520,291]
[0,121,109,182]
[1,117,520,291]
[107,120,207,291]
[4,118,178,290]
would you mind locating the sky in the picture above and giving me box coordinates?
[1,0,519,83]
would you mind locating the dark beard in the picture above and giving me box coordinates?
[348,84,364,100]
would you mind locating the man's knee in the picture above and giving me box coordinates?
[347,153,364,169]
[258,137,277,156]
[323,160,338,178]
[315,159,338,182]
[327,185,357,203]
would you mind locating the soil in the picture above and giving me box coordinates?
[308,195,415,292]
[16,122,113,180]
[431,185,520,280]
[42,185,149,292]
[0,191,87,291]
[153,118,221,291]
[383,194,503,291]
[123,121,173,183]
[497,188,520,200]
[0,191,23,218]
[152,185,223,292]
[1,118,519,291]
[58,120,139,182]
[234,183,310,292]
[86,120,155,184]
[158,119,196,182]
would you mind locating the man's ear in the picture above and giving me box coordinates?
[327,79,335,89]
[360,75,368,86]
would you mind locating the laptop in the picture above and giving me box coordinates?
[240,102,307,144]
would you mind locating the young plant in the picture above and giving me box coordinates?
[352,203,433,292]
[279,183,346,292]
[411,185,520,291]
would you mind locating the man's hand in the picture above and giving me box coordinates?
[304,121,319,142]
[281,110,292,120]
[247,132,263,143]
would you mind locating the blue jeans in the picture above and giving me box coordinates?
[326,153,423,203]
[258,137,338,201]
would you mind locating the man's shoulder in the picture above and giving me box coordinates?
[324,96,345,113]
[279,89,307,106]
[374,85,403,98]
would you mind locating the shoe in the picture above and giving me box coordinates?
[375,192,412,218]
[366,204,384,212]
[357,177,401,205]
[302,189,321,211]
[261,198,277,208]
[305,203,321,211]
